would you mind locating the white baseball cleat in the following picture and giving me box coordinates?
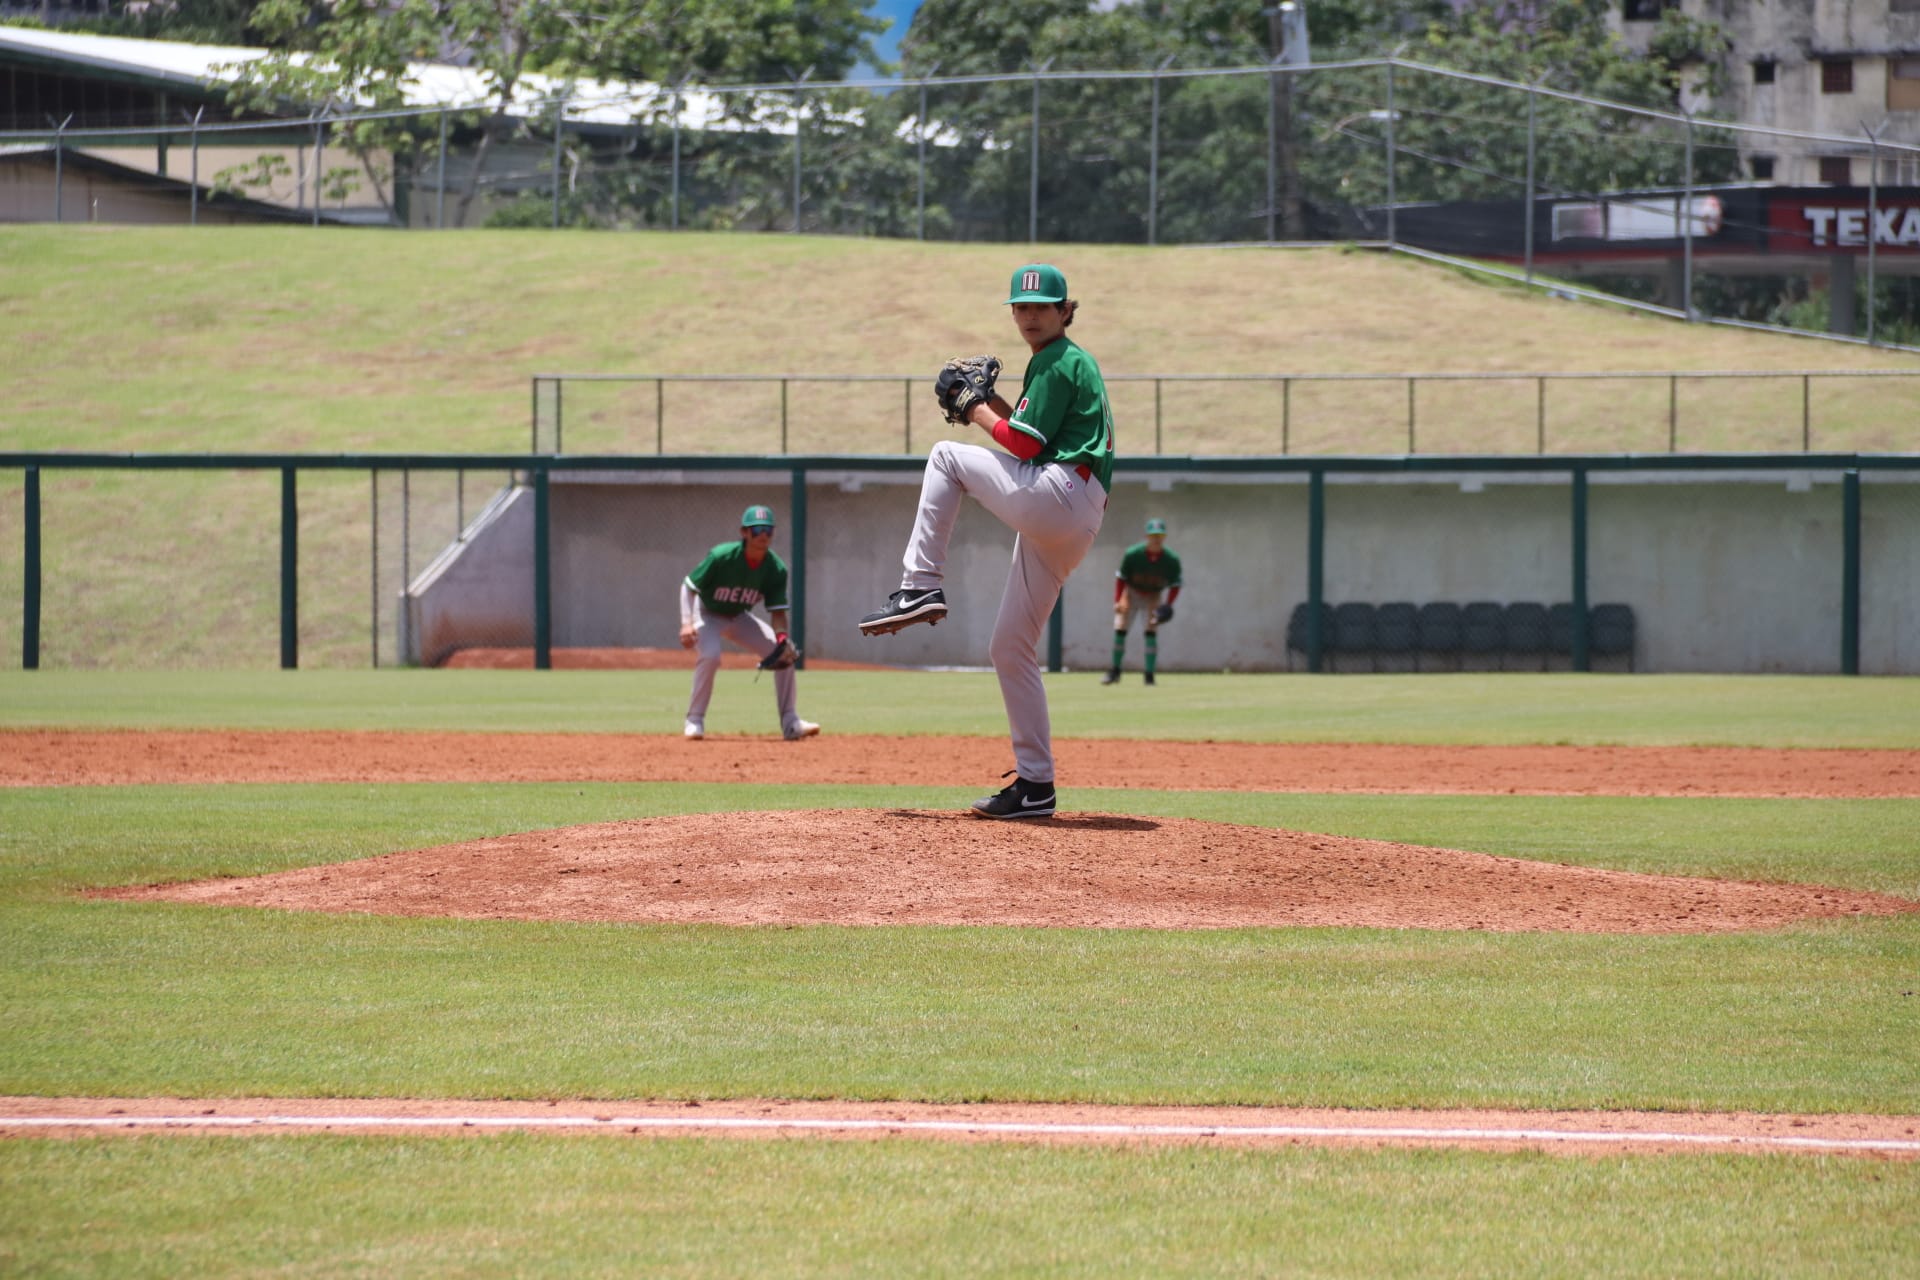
[783,719,820,741]
[683,720,705,740]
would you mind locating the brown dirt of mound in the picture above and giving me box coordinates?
[440,646,894,671]
[7,731,1918,797]
[5,1096,1916,1158]
[103,809,1917,933]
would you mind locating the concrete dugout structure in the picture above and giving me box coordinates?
[399,455,1919,676]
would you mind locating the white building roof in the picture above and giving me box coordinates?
[0,24,881,136]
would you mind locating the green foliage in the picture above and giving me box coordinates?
[210,150,291,197]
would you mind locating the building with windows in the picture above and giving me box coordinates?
[1614,0,1920,187]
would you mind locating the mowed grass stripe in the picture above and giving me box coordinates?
[4,669,1918,746]
[3,1135,1914,1277]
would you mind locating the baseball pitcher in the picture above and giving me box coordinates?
[1103,517,1183,686]
[679,504,819,742]
[859,263,1114,819]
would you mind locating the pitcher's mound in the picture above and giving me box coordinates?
[106,810,1916,933]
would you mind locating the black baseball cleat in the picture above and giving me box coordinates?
[1143,671,1156,686]
[970,773,1056,819]
[859,588,948,636]
[1100,669,1121,685]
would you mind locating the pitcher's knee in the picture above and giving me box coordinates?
[988,632,1038,672]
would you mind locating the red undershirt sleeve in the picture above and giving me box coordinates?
[1167,585,1182,604]
[990,417,1043,461]
[1114,576,1127,604]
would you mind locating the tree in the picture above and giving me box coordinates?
[222,0,885,225]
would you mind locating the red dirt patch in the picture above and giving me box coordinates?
[439,646,894,671]
[101,808,1916,933]
[4,1096,1916,1158]
[6,731,1917,797]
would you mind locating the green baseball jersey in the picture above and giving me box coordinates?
[1117,543,1182,593]
[1008,336,1115,491]
[685,541,789,617]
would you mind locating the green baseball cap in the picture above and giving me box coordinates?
[1007,263,1068,304]
[1145,518,1167,535]
[741,504,775,528]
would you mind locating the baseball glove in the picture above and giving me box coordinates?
[935,354,1002,426]
[1154,603,1175,624]
[758,637,801,671]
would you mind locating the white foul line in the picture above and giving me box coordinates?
[7,1113,1919,1154]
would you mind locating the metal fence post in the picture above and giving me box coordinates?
[1866,125,1881,346]
[369,470,380,667]
[1282,377,1291,455]
[1029,59,1051,243]
[436,108,448,229]
[780,379,789,452]
[552,94,566,229]
[52,114,71,222]
[1154,379,1163,455]
[1385,63,1397,248]
[1265,60,1277,244]
[1406,377,1416,452]
[401,469,412,603]
[554,380,563,453]
[533,468,552,671]
[1668,375,1678,453]
[312,115,324,228]
[280,466,298,669]
[1842,469,1861,675]
[1681,105,1694,319]
[656,379,664,454]
[1571,467,1590,672]
[23,467,39,670]
[1524,82,1537,282]
[1536,376,1546,454]
[1802,374,1811,452]
[790,467,808,666]
[904,378,913,453]
[670,85,682,230]
[916,71,935,241]
[1148,60,1163,246]
[189,107,202,225]
[1306,469,1325,672]
[791,76,806,234]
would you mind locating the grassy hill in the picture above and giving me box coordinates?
[5,226,1916,456]
[2,226,1915,669]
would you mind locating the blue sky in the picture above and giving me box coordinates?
[862,0,921,77]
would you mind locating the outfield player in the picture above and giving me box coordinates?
[1103,517,1183,686]
[859,263,1114,819]
[679,504,819,742]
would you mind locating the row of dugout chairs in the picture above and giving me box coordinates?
[1286,601,1637,672]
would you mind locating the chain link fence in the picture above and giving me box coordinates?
[529,369,1920,458]
[10,57,1920,341]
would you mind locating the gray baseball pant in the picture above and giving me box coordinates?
[901,440,1107,783]
[685,610,801,736]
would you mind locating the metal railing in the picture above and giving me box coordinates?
[11,449,1910,675]
[531,369,1920,456]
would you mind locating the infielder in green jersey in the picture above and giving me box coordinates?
[1103,517,1183,686]
[860,263,1113,819]
[679,503,819,742]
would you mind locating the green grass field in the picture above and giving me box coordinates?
[2,671,1917,1275]
[4,226,1918,670]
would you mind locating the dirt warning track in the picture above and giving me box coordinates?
[6,730,1918,797]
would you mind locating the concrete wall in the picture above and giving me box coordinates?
[402,466,1920,674]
